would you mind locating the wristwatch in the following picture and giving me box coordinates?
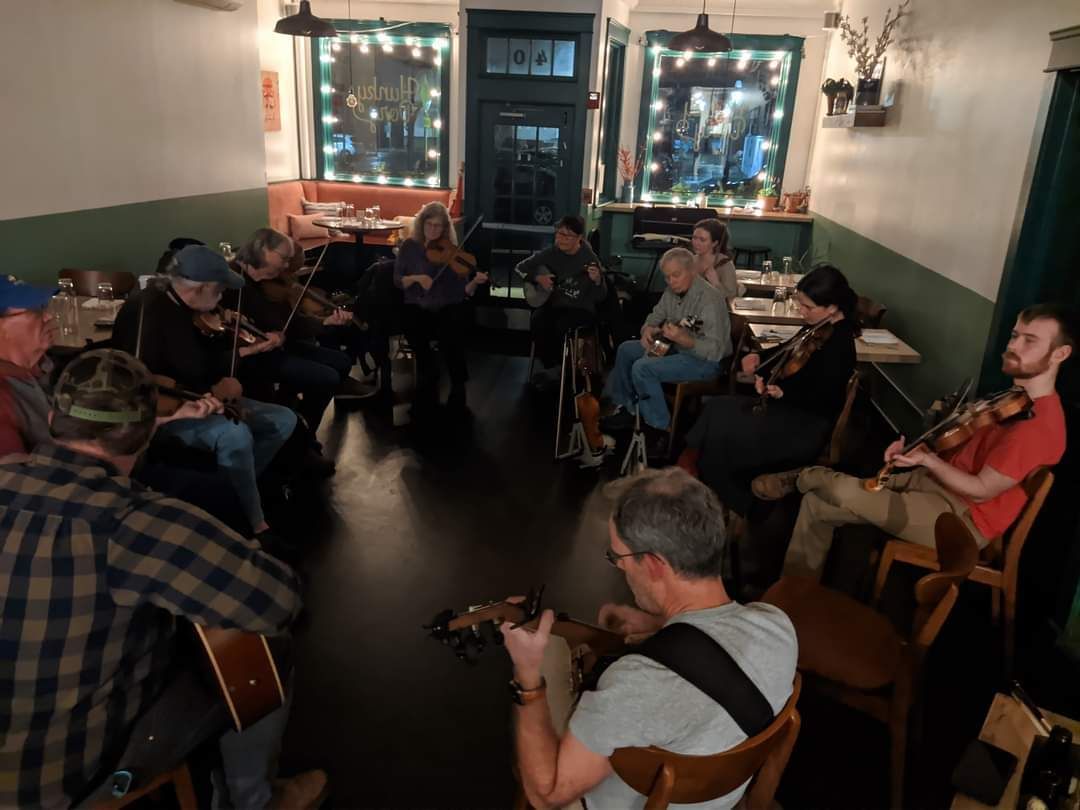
[509,677,547,705]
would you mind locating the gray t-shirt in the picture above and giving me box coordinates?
[569,602,797,809]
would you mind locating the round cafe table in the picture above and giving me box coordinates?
[311,217,404,271]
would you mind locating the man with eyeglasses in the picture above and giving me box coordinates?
[516,215,608,386]
[500,467,797,809]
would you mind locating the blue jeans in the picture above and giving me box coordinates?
[605,340,721,430]
[155,398,296,531]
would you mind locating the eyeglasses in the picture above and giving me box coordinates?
[604,548,654,567]
[554,230,577,239]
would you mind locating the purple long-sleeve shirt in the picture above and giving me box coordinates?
[393,238,471,310]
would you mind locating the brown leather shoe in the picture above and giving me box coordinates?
[272,769,329,810]
[751,468,803,501]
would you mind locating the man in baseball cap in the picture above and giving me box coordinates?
[0,275,59,457]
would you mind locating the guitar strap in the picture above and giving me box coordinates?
[627,622,776,738]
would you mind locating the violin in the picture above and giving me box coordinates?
[260,271,364,329]
[425,236,478,278]
[152,374,243,423]
[752,318,834,413]
[192,308,270,345]
[863,387,1033,492]
[576,339,604,455]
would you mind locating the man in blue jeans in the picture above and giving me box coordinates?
[113,246,297,542]
[602,248,731,458]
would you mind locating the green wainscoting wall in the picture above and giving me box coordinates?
[1,188,270,286]
[811,214,996,428]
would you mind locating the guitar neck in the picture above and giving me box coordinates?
[446,603,624,654]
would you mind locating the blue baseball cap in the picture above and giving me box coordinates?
[0,275,58,313]
[173,245,244,289]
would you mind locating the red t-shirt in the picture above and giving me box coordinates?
[948,393,1065,539]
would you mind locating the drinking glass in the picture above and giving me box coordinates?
[772,287,786,316]
[371,204,381,223]
[782,256,794,286]
[364,207,376,226]
[762,259,774,286]
[55,279,78,336]
[219,242,235,261]
[95,282,114,302]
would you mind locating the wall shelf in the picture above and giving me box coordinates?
[822,108,887,128]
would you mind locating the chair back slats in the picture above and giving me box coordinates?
[822,371,860,466]
[1003,468,1054,569]
[610,674,801,807]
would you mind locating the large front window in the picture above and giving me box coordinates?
[314,22,451,187]
[637,34,802,206]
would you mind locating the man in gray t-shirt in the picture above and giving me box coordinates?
[501,468,797,810]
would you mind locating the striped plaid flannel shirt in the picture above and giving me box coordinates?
[0,445,302,809]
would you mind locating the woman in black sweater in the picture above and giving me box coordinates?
[683,265,859,516]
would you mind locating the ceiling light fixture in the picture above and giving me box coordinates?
[274,1,336,37]
[667,0,736,54]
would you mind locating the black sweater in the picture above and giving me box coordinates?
[113,287,235,393]
[765,319,856,421]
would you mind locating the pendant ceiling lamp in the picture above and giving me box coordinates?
[275,1,337,37]
[667,0,736,53]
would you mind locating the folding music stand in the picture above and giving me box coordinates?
[619,404,648,478]
[554,329,611,468]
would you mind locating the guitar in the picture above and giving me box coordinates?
[192,624,286,733]
[647,316,705,357]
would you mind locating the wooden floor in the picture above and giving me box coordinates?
[264,349,1070,809]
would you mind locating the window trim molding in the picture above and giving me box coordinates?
[595,19,631,205]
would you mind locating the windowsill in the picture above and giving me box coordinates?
[595,201,813,223]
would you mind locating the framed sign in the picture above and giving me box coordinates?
[261,70,281,132]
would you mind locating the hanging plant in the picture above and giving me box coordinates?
[838,1,910,80]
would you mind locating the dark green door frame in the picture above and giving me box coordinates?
[465,10,594,225]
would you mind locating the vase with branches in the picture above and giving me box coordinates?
[616,146,644,204]
[838,0,909,105]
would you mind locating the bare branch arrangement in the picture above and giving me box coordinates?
[838,0,910,80]
[617,146,644,183]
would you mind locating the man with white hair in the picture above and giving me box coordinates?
[113,245,296,542]
[602,247,732,458]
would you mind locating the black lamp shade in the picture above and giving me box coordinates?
[667,14,732,53]
[274,1,337,37]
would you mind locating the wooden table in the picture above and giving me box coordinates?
[952,692,1080,810]
[51,296,116,352]
[312,217,403,268]
[731,298,804,326]
[736,269,804,297]
[749,323,922,365]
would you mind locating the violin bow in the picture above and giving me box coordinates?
[282,242,332,334]
[428,213,485,286]
[229,285,243,378]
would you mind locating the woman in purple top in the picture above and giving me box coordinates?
[394,201,489,414]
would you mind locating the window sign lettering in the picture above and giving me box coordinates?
[315,23,451,186]
[484,35,576,79]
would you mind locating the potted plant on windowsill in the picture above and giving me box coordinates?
[758,182,779,212]
[617,146,644,204]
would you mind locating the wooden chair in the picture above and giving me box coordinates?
[856,296,887,329]
[762,513,978,808]
[94,762,197,809]
[515,675,802,810]
[871,467,1054,674]
[663,314,751,456]
[59,269,136,298]
[817,371,860,467]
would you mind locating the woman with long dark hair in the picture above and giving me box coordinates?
[681,264,859,517]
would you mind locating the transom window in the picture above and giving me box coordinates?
[484,36,576,78]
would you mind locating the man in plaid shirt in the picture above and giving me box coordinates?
[0,349,325,808]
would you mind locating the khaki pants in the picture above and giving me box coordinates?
[783,466,981,581]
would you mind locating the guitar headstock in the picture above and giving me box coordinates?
[424,586,545,664]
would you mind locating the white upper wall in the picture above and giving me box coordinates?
[0,0,266,221]
[620,4,829,195]
[807,0,1076,302]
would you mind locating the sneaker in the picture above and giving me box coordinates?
[271,769,329,810]
[750,468,803,501]
[643,425,671,461]
[335,375,379,400]
[600,408,636,433]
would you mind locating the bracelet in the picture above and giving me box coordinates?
[509,677,547,706]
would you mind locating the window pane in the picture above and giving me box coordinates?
[553,40,575,77]
[643,51,787,202]
[493,165,512,195]
[486,37,508,73]
[537,127,560,159]
[514,165,534,195]
[530,39,553,76]
[508,39,531,75]
[515,125,538,159]
[494,125,514,156]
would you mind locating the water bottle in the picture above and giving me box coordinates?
[55,278,78,336]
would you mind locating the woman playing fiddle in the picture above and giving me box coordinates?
[690,218,740,301]
[394,201,489,415]
[681,265,858,518]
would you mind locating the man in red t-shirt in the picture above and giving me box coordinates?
[755,303,1074,580]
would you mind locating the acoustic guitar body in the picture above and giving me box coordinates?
[193,625,286,732]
